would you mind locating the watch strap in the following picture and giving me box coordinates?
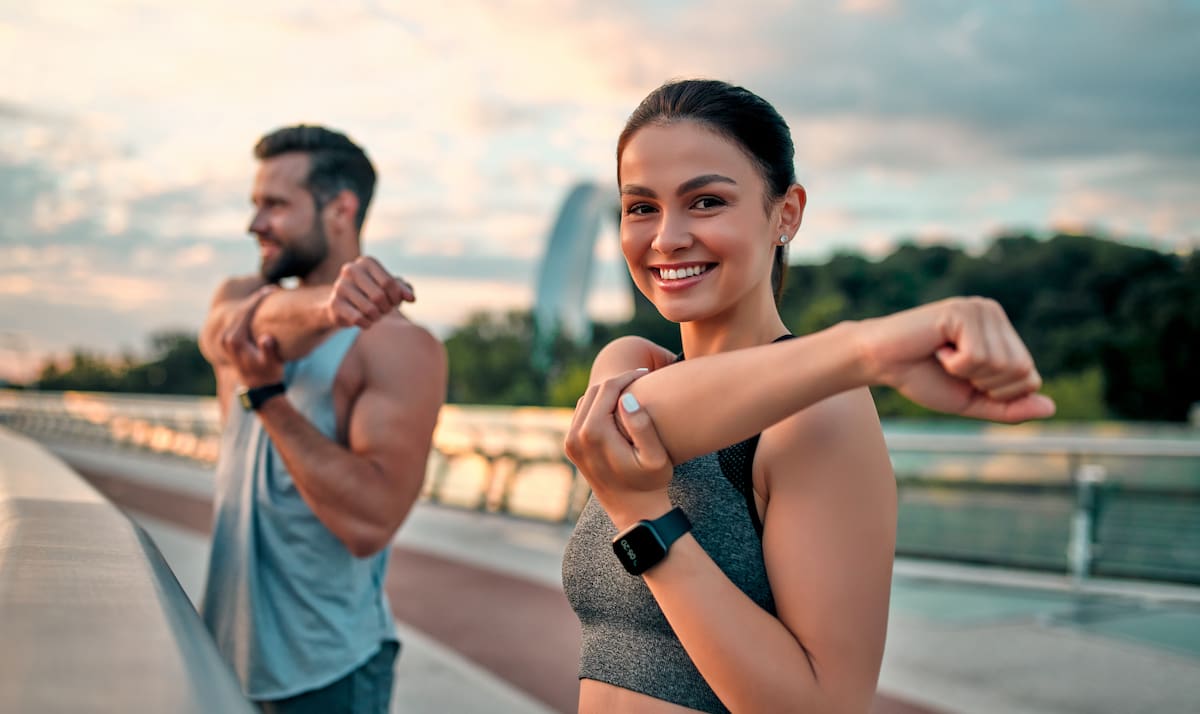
[651,506,692,550]
[239,382,287,411]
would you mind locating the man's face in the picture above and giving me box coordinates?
[248,152,329,283]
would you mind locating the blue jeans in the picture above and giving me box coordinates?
[258,641,400,714]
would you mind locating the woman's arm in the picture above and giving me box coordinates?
[614,297,1054,466]
[642,389,896,712]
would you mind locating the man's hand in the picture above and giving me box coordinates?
[326,256,415,329]
[221,285,285,388]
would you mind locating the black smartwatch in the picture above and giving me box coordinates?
[238,382,287,411]
[611,506,692,576]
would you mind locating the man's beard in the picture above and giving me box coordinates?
[260,224,329,284]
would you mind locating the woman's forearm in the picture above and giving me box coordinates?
[624,321,869,464]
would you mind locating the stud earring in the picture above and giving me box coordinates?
[779,234,789,244]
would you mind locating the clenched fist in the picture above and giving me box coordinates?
[325,256,415,329]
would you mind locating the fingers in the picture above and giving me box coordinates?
[894,297,1055,423]
[337,282,385,327]
[616,391,671,471]
[330,257,416,328]
[360,257,415,305]
[937,297,1042,401]
[579,370,646,444]
[960,392,1057,423]
[258,334,281,362]
[220,285,277,356]
[564,369,649,465]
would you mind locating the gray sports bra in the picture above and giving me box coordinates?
[561,337,792,712]
[562,443,773,713]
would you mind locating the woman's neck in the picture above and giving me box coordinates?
[679,292,789,359]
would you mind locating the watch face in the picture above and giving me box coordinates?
[612,523,668,575]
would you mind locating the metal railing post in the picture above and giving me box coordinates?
[1067,462,1106,585]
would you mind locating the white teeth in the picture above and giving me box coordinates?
[658,265,707,281]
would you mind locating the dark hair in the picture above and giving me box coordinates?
[617,79,796,303]
[254,124,376,231]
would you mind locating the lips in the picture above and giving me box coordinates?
[257,238,280,257]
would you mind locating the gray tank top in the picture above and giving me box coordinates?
[561,443,775,713]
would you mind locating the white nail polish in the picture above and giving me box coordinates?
[635,367,649,372]
[620,393,641,413]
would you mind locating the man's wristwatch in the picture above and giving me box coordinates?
[611,506,692,576]
[237,382,287,411]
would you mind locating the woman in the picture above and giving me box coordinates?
[560,79,1054,713]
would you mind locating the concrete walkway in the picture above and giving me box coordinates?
[44,441,1200,713]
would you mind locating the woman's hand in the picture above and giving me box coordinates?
[564,369,675,528]
[859,297,1056,423]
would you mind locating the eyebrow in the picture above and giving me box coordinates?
[621,173,738,199]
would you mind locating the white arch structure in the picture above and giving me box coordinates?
[531,182,625,366]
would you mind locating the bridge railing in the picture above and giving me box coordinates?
[2,389,1198,584]
[0,425,254,713]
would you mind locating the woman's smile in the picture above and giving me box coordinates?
[649,262,716,290]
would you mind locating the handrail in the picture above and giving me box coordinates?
[4,389,1197,460]
[3,389,1199,584]
[882,432,1200,459]
[0,426,254,713]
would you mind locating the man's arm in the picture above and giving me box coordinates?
[198,275,268,369]
[254,318,447,556]
[199,257,415,368]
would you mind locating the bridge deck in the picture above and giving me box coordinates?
[41,440,1200,713]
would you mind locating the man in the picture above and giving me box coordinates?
[198,124,446,713]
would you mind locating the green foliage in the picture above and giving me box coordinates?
[1040,368,1110,421]
[444,311,544,405]
[546,362,592,407]
[35,331,215,395]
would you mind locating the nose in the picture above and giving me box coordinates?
[248,209,267,236]
[650,212,693,254]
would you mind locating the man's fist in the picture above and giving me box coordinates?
[326,256,415,329]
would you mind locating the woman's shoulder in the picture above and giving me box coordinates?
[757,387,891,491]
[590,336,678,382]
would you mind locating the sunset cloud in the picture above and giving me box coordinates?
[1,1,1197,379]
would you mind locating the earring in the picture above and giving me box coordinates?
[779,234,789,244]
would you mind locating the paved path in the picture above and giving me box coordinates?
[46,442,1200,713]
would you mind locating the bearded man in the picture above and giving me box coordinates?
[198,125,446,714]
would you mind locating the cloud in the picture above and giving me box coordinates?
[1,0,1197,371]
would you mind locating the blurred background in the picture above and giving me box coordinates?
[1,2,1198,713]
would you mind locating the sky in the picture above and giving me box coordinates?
[1,0,1198,381]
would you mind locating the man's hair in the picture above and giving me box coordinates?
[254,125,376,231]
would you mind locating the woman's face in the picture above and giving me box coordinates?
[618,120,779,324]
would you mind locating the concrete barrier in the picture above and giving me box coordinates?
[0,426,254,713]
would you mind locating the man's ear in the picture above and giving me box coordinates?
[328,190,360,232]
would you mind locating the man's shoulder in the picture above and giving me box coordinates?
[355,314,446,369]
